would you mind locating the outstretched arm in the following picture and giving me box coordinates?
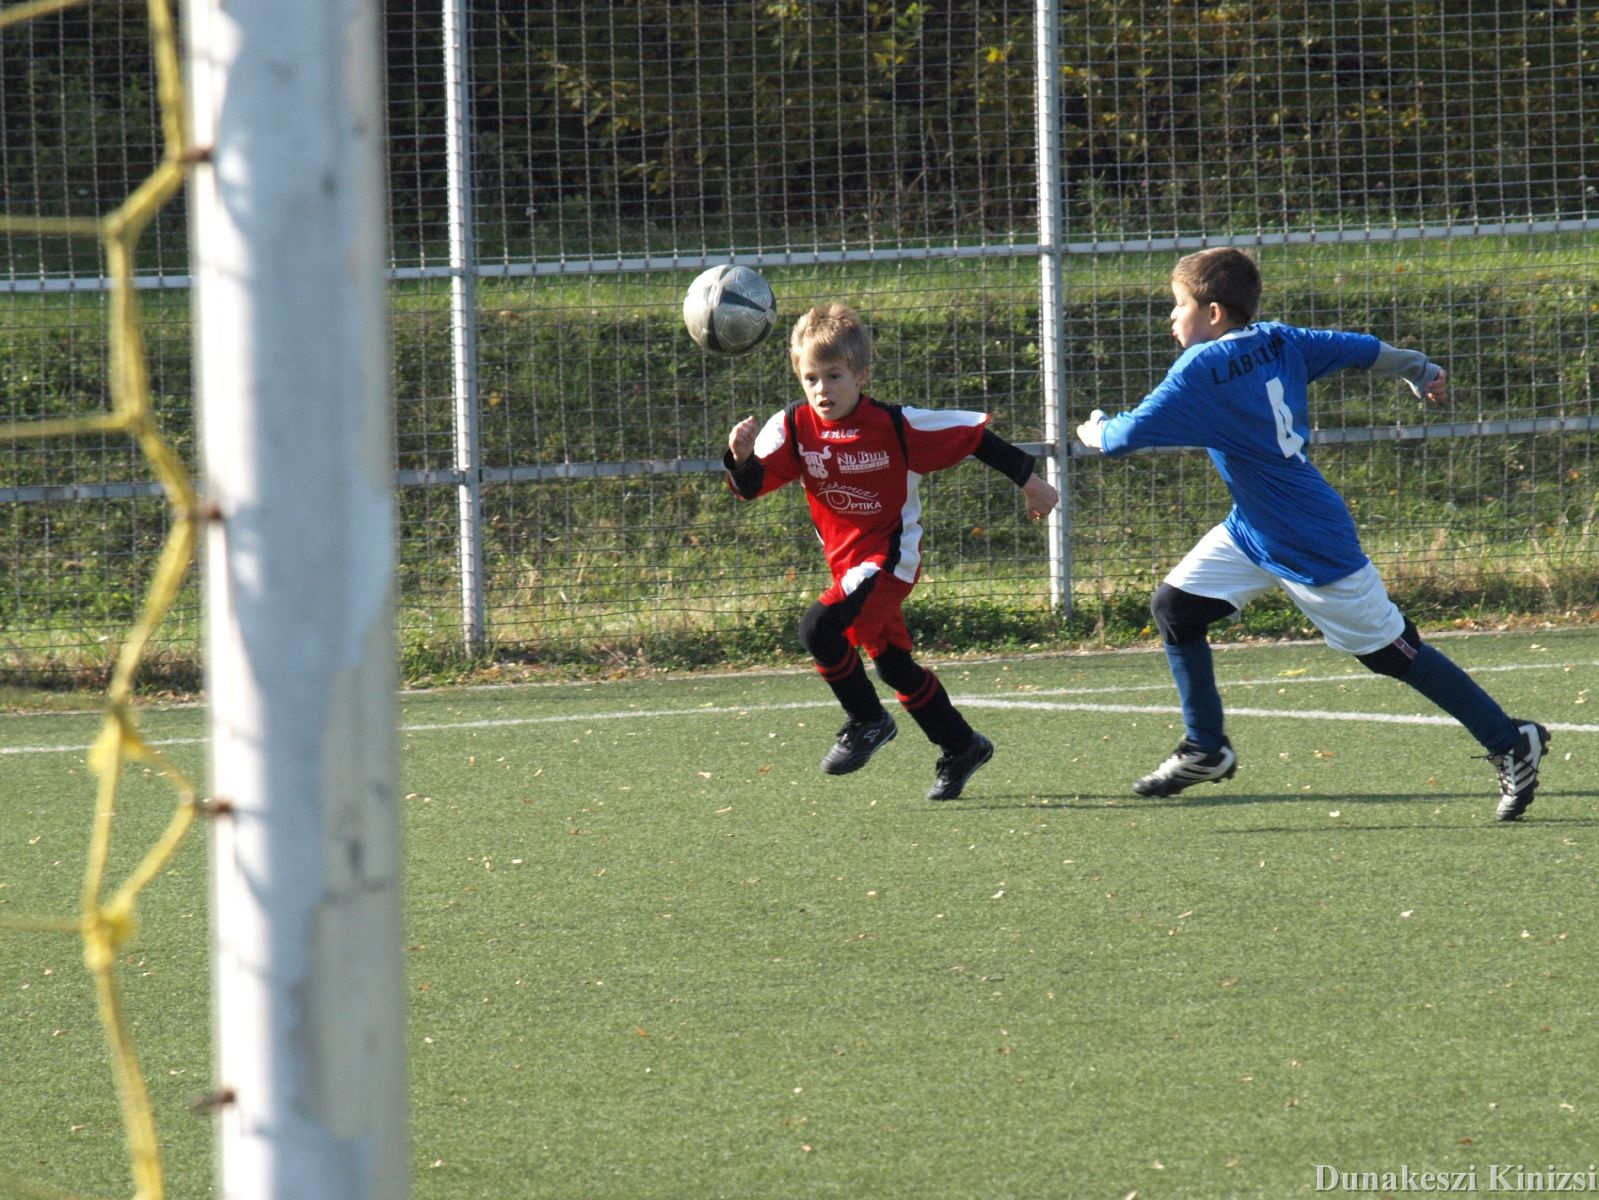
[1373,342,1447,404]
[971,428,1058,519]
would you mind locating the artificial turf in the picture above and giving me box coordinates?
[1,627,1594,1198]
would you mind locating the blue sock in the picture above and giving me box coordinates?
[1400,643,1517,754]
[1163,639,1226,752]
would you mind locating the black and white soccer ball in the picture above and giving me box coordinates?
[682,264,778,356]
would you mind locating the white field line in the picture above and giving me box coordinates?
[3,658,1596,756]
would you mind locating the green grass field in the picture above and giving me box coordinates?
[1,626,1596,1199]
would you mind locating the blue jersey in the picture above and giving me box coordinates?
[1100,321,1381,586]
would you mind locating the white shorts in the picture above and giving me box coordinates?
[1165,524,1405,655]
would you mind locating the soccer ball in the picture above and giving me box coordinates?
[682,264,777,356]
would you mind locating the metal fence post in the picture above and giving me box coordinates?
[1034,0,1069,615]
[444,0,487,653]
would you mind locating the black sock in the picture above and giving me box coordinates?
[894,668,973,754]
[816,650,884,722]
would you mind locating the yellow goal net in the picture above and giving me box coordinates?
[0,1,201,1196]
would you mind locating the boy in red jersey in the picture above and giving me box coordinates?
[725,303,1059,800]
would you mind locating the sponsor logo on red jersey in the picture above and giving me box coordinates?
[817,484,882,513]
[799,445,832,478]
[836,449,890,474]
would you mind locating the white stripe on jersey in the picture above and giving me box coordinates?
[752,409,789,458]
[894,471,924,584]
[840,560,881,594]
[901,406,986,432]
[895,407,983,581]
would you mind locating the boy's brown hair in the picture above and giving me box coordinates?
[1171,247,1262,325]
[790,303,872,376]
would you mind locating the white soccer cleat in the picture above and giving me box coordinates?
[1133,737,1238,797]
[1491,720,1550,822]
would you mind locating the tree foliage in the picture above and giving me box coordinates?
[382,0,1597,248]
[5,2,1593,249]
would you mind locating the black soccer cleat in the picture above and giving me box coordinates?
[1490,719,1550,822]
[1132,737,1238,797]
[927,732,995,801]
[820,711,898,775]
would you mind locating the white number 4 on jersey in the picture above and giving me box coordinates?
[1267,377,1306,461]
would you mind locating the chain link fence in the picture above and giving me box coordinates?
[2,1,1595,684]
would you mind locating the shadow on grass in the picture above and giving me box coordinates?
[944,795,1077,810]
[944,787,1599,823]
[1163,790,1431,808]
[1210,815,1599,833]
[952,789,1423,810]
[941,790,1400,811]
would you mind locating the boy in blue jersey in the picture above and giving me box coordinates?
[1076,247,1549,820]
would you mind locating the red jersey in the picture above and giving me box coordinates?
[732,396,988,587]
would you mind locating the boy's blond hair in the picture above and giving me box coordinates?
[1171,247,1262,325]
[789,303,871,376]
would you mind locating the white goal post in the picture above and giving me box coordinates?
[186,1,406,1197]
